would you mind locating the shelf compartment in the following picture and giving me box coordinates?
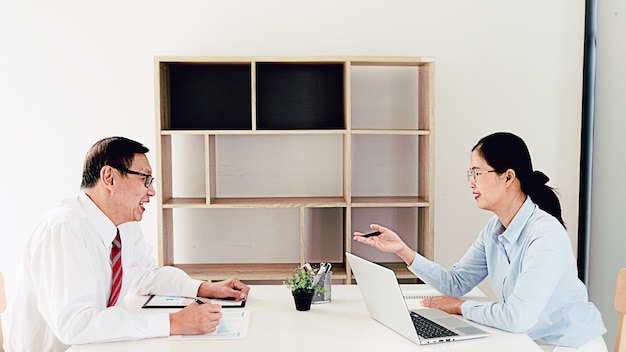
[213,134,344,199]
[350,65,420,130]
[350,207,419,262]
[349,206,432,260]
[172,208,301,265]
[304,207,345,264]
[256,62,345,130]
[161,62,252,130]
[351,134,420,198]
[168,134,206,199]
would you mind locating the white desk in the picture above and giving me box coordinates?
[68,285,541,351]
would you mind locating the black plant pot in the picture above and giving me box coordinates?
[292,290,314,311]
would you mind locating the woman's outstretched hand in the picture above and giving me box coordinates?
[353,224,416,265]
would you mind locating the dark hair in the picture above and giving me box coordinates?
[81,136,150,189]
[472,132,565,228]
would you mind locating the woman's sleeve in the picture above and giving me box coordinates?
[408,229,489,297]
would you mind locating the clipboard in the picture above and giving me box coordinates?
[142,295,247,309]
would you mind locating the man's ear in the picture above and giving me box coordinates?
[101,166,115,187]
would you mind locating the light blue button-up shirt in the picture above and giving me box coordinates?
[409,197,606,348]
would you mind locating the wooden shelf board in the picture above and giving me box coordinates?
[157,57,255,63]
[350,196,429,207]
[162,196,429,208]
[350,58,434,66]
[378,263,416,279]
[163,197,348,208]
[161,129,347,136]
[156,56,434,65]
[351,129,430,135]
[173,263,348,281]
[162,197,207,208]
[211,197,347,208]
[161,129,431,136]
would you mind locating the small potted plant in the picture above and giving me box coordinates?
[285,265,328,311]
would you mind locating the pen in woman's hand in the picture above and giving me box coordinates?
[195,298,205,305]
[362,231,381,238]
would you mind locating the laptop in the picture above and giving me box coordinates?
[346,252,490,345]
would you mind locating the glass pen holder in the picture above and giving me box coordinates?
[312,271,332,304]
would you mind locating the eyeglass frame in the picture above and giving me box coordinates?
[110,166,155,188]
[466,169,497,183]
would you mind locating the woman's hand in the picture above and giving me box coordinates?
[422,295,464,315]
[353,224,416,265]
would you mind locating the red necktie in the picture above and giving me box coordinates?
[107,229,122,307]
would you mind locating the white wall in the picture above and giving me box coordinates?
[0,0,587,342]
[588,0,626,349]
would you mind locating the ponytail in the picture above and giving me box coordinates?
[521,171,565,228]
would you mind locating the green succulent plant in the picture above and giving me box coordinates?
[285,265,328,295]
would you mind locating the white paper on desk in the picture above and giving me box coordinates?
[169,310,251,340]
[143,295,246,308]
[401,288,442,310]
[402,287,443,301]
[401,287,488,310]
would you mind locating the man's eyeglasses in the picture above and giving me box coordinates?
[111,166,155,188]
[467,169,496,183]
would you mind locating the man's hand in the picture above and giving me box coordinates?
[198,278,250,301]
[169,300,222,335]
[421,295,464,315]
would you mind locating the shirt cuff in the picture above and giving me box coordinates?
[407,251,440,279]
[181,279,205,298]
[461,299,491,320]
[150,313,172,337]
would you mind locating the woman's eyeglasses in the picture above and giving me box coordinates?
[466,169,496,183]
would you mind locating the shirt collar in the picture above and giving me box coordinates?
[78,191,118,246]
[494,196,536,244]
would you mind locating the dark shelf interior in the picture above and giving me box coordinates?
[166,63,252,130]
[256,63,345,130]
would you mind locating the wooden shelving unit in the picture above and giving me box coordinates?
[154,56,435,284]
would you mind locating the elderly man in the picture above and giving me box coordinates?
[7,136,249,351]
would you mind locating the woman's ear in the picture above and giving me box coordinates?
[504,169,516,183]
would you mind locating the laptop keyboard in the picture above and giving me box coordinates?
[410,312,459,339]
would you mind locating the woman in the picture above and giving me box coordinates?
[354,132,606,351]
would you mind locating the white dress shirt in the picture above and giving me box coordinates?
[7,192,203,351]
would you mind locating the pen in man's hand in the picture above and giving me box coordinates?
[195,298,205,305]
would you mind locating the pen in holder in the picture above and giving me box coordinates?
[312,270,332,304]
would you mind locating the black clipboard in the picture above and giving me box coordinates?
[142,295,247,309]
